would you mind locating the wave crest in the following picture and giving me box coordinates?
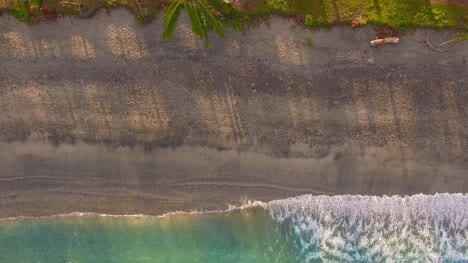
[268,193,468,262]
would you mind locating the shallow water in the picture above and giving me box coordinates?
[0,208,298,262]
[0,194,466,262]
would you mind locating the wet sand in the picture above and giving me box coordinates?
[0,10,467,217]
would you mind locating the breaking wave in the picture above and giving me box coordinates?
[268,193,468,262]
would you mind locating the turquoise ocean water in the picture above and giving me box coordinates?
[0,194,466,262]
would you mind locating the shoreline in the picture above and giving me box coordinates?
[0,193,466,221]
[0,142,466,218]
[0,10,467,218]
[0,199,270,221]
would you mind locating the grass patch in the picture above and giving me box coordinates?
[8,0,31,22]
[242,0,466,29]
[305,37,314,47]
[459,32,468,41]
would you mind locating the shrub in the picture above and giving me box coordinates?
[9,0,30,22]
[106,0,119,7]
[29,0,42,6]
[266,0,289,12]
[432,9,448,28]
[304,14,313,27]
[388,4,412,29]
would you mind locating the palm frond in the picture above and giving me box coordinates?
[163,0,229,45]
[199,0,224,37]
[205,0,231,15]
[184,0,206,38]
[163,0,183,40]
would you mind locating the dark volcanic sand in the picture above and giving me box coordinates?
[0,10,466,217]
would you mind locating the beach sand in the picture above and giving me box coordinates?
[0,10,466,217]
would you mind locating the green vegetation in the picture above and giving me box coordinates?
[304,14,313,27]
[163,0,228,46]
[29,0,42,7]
[1,0,467,42]
[106,0,118,7]
[305,37,315,47]
[8,0,30,22]
[240,0,467,29]
[459,32,468,41]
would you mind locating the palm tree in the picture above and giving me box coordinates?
[162,0,227,46]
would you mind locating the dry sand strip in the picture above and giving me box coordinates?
[0,9,467,217]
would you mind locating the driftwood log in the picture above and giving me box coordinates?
[370,37,399,47]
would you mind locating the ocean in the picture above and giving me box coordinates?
[0,194,466,262]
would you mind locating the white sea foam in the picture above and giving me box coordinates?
[0,200,268,222]
[268,193,468,262]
